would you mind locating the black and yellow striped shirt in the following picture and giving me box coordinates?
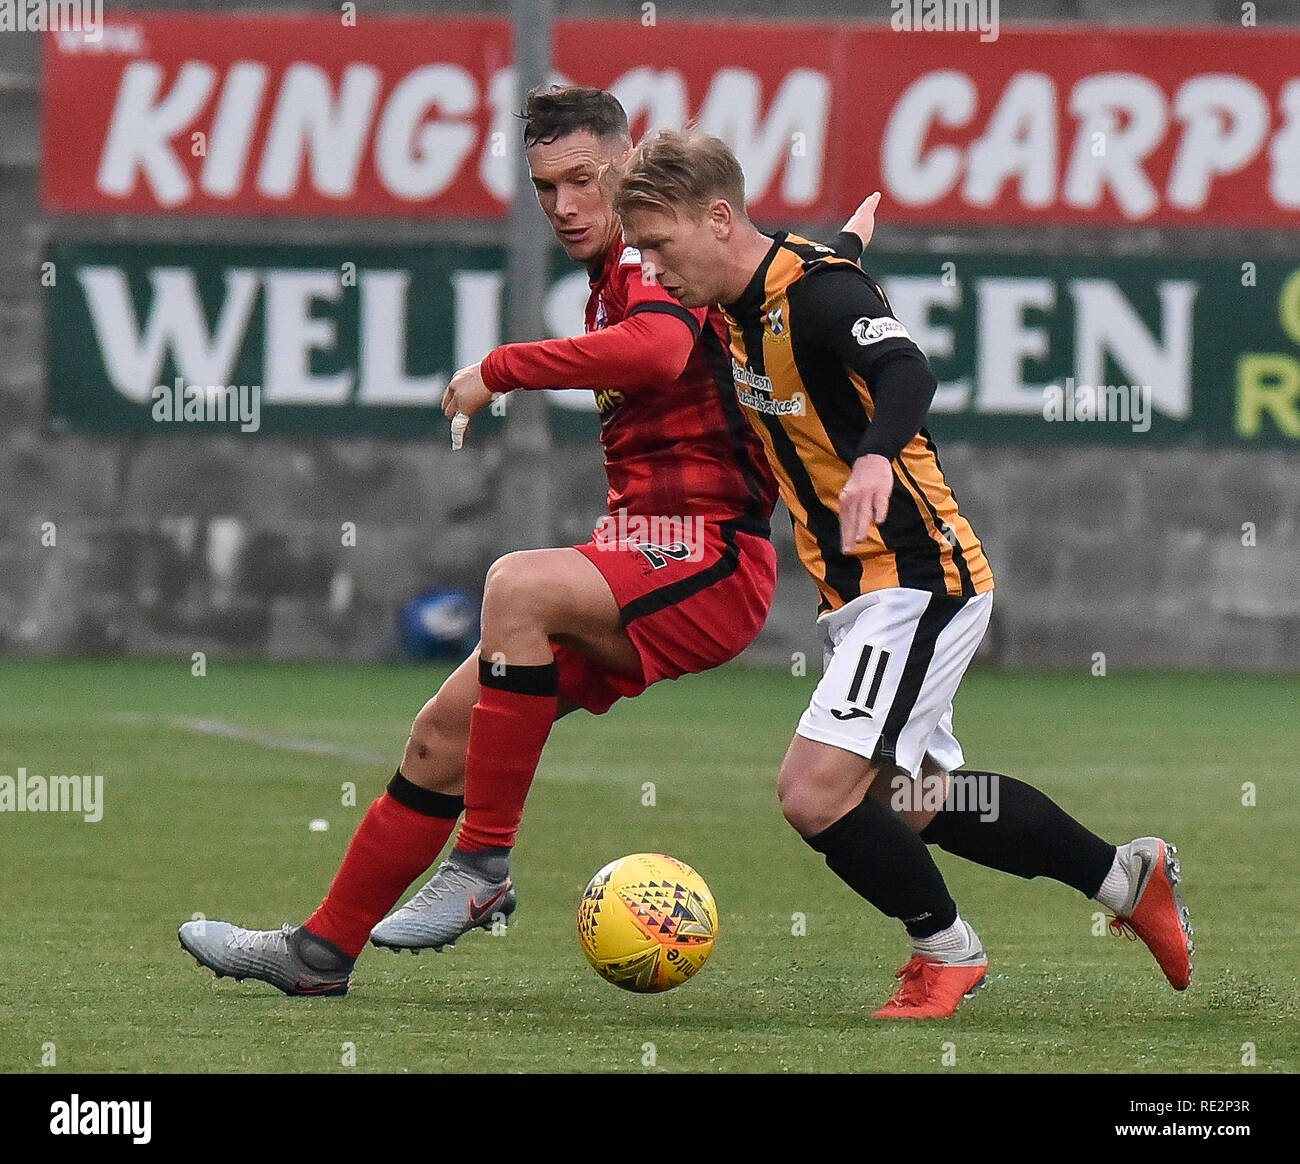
[722,231,994,614]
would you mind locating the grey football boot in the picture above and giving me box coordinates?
[369,854,516,952]
[178,920,353,996]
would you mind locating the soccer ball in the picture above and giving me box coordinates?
[577,853,718,993]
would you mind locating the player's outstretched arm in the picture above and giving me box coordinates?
[479,309,697,397]
[446,307,697,446]
[842,191,881,251]
[827,191,882,262]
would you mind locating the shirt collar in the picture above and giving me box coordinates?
[724,231,786,320]
[588,230,626,285]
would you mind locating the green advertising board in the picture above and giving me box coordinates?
[46,240,1300,446]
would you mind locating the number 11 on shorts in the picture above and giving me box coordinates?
[831,644,891,721]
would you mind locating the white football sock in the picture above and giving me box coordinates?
[912,916,979,959]
[1095,846,1132,914]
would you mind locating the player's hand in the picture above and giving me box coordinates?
[839,453,892,553]
[442,361,493,420]
[441,361,495,445]
[842,191,881,251]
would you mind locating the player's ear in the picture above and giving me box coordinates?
[709,199,735,239]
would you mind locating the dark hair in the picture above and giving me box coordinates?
[521,86,630,149]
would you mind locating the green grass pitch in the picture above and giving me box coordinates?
[1,659,1296,1074]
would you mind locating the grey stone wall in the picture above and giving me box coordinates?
[2,4,1298,671]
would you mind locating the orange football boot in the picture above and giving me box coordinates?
[1109,837,1193,990]
[872,949,988,1019]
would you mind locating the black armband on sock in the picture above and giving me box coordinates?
[387,770,464,819]
[478,656,559,696]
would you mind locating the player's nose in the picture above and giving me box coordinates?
[555,187,580,218]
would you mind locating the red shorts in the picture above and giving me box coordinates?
[552,518,776,715]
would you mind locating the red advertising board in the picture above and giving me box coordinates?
[42,13,1300,227]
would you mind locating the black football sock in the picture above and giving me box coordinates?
[918,770,1115,898]
[806,793,958,940]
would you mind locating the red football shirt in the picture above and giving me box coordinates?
[481,231,776,532]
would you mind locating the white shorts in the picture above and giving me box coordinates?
[795,587,993,780]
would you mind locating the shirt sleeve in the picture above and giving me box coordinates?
[791,264,937,462]
[480,253,706,395]
[828,230,864,262]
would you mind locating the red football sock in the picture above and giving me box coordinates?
[455,658,559,852]
[304,775,461,959]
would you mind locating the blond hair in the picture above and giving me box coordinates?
[613,129,747,221]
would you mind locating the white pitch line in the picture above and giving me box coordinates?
[173,717,388,764]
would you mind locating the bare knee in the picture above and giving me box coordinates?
[778,773,830,837]
[777,759,864,837]
[481,553,552,634]
[409,694,466,758]
[776,734,883,837]
[401,693,469,794]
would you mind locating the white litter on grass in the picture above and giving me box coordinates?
[309,819,329,832]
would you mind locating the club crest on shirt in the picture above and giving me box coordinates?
[594,294,608,330]
[765,306,786,338]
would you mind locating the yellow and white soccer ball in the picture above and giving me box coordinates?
[577,853,718,993]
